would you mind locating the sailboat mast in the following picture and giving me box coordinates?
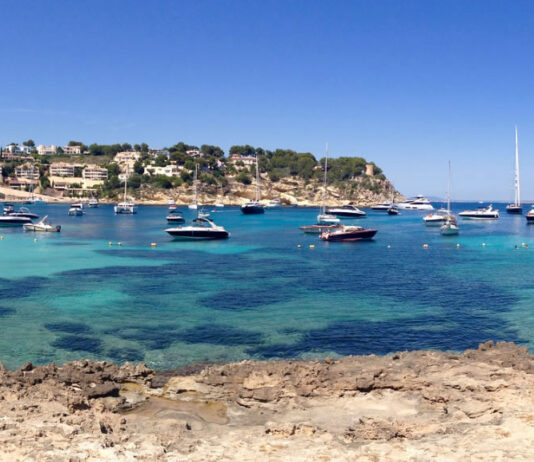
[322,143,328,214]
[124,167,128,202]
[194,163,198,206]
[255,154,260,202]
[515,126,520,206]
[447,160,451,213]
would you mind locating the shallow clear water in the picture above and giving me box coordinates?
[1,202,533,369]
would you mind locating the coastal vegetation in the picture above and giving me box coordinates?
[0,140,396,204]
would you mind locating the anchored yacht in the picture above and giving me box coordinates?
[396,195,434,211]
[459,204,499,219]
[326,204,366,218]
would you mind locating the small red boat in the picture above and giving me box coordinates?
[319,225,378,242]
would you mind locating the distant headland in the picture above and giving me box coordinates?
[0,140,401,206]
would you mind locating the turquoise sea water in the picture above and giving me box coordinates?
[1,202,533,369]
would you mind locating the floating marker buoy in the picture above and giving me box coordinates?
[387,245,391,249]
[309,244,315,249]
[297,244,301,248]
[151,242,157,247]
[522,242,526,247]
[34,238,38,242]
[108,241,113,246]
[423,244,429,249]
[118,242,122,246]
[482,243,486,247]
[0,236,4,240]
[456,243,460,248]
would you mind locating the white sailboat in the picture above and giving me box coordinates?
[317,143,340,225]
[114,171,137,214]
[506,126,522,214]
[188,164,198,210]
[241,154,264,214]
[440,161,459,236]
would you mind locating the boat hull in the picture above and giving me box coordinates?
[320,229,378,242]
[241,205,265,214]
[458,214,498,219]
[0,217,32,226]
[506,205,523,214]
[327,210,366,218]
[166,230,229,240]
[526,214,534,223]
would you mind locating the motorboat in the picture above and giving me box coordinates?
[506,126,522,214]
[459,204,499,219]
[423,212,447,226]
[0,215,32,226]
[387,206,399,215]
[5,206,39,219]
[265,199,281,208]
[241,154,264,215]
[198,209,210,218]
[114,174,137,214]
[371,201,392,211]
[166,217,229,240]
[396,195,434,211]
[526,206,534,223]
[326,204,366,218]
[68,203,84,216]
[23,216,61,232]
[88,197,99,208]
[215,202,224,208]
[166,210,185,223]
[440,162,459,236]
[299,224,342,234]
[319,225,377,242]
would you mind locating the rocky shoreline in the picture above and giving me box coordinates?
[2,341,532,461]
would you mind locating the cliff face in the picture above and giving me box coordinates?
[1,341,534,461]
[134,174,403,206]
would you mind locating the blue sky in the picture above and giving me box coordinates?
[1,0,534,200]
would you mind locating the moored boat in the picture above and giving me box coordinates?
[506,126,522,214]
[68,203,84,216]
[459,204,499,219]
[23,216,61,232]
[0,215,32,226]
[423,212,447,226]
[5,206,39,219]
[241,154,264,215]
[387,206,399,215]
[319,225,377,242]
[326,204,366,218]
[440,162,459,236]
[371,201,392,211]
[165,217,229,240]
[396,195,434,211]
[166,210,185,223]
[114,174,137,214]
[526,206,534,223]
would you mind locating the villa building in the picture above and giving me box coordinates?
[37,145,58,155]
[83,165,108,180]
[49,162,75,177]
[15,163,40,180]
[63,145,82,155]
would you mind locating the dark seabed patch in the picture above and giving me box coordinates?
[247,313,522,359]
[107,347,145,363]
[51,335,102,354]
[45,322,93,335]
[0,276,47,300]
[200,285,292,311]
[180,324,264,346]
[112,326,179,350]
[0,306,15,316]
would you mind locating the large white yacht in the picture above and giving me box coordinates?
[396,195,434,211]
[459,204,499,219]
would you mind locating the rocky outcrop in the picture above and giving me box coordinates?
[134,174,402,206]
[2,341,534,460]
